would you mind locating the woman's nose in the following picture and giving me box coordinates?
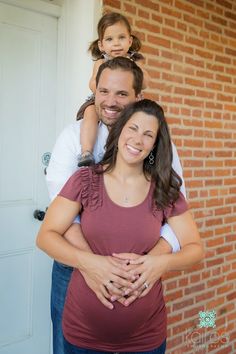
[133,133,142,145]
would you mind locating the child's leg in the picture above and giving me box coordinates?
[78,104,98,167]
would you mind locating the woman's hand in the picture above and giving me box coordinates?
[112,252,169,304]
[79,253,134,309]
[127,254,169,296]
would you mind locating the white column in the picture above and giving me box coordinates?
[56,0,102,131]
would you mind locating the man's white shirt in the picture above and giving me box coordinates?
[46,120,185,252]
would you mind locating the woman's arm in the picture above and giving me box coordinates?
[36,196,134,308]
[36,196,85,267]
[163,210,204,270]
[132,210,203,285]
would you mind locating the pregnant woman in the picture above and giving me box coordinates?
[37,99,204,354]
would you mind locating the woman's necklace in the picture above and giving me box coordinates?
[124,195,129,204]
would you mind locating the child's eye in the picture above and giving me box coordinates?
[105,37,112,42]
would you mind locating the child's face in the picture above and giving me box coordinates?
[98,21,133,59]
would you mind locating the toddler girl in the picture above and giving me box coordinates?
[78,12,149,167]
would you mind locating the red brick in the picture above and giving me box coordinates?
[167,313,182,325]
[217,283,234,295]
[205,21,223,34]
[103,0,121,9]
[135,20,160,33]
[146,35,170,48]
[173,298,194,311]
[175,0,195,14]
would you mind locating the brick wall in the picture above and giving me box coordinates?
[103,1,236,353]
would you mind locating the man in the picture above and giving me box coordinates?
[46,57,185,354]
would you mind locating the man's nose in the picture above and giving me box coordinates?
[104,94,117,106]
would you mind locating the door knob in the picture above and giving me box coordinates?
[33,209,46,221]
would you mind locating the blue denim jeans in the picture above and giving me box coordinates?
[51,261,73,354]
[63,337,166,354]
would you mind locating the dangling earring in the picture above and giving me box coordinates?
[148,151,155,165]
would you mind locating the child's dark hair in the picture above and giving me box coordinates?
[99,99,182,210]
[88,12,144,61]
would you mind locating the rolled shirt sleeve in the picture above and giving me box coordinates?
[161,142,187,252]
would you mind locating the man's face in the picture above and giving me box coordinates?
[95,68,138,127]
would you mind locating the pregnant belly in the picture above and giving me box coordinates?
[63,271,165,342]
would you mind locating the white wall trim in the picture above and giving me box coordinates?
[55,0,103,133]
[0,0,62,17]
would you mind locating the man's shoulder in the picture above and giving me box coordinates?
[59,120,107,137]
[60,120,82,135]
[54,121,83,147]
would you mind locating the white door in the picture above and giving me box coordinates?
[0,2,58,353]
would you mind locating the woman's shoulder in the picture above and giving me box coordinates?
[77,166,103,209]
[73,165,102,185]
[59,166,103,209]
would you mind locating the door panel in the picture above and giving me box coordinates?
[0,2,58,353]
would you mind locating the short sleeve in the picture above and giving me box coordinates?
[58,167,102,210]
[163,192,188,220]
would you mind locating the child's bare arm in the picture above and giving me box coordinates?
[80,105,99,154]
[89,59,104,93]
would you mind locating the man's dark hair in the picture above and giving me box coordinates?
[96,56,143,96]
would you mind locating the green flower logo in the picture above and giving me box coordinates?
[198,310,216,328]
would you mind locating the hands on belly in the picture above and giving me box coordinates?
[79,252,169,309]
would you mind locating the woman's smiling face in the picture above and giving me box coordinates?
[117,111,159,165]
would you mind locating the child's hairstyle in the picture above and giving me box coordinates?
[88,12,144,61]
